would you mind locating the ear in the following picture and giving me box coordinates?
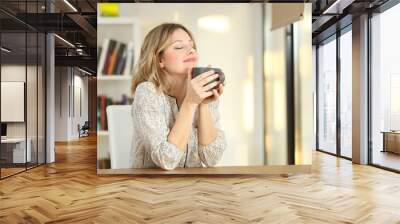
[159,57,165,69]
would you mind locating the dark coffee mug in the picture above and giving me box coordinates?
[191,67,225,90]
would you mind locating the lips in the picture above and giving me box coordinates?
[183,57,197,63]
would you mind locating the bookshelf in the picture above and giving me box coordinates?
[97,17,140,167]
[97,76,132,81]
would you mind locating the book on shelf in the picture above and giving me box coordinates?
[114,43,127,75]
[97,38,135,76]
[97,94,132,131]
[125,42,135,76]
[97,47,102,62]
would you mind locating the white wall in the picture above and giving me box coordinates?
[1,64,46,164]
[55,67,89,141]
[72,73,89,138]
[55,67,68,141]
[1,66,27,140]
[115,3,264,166]
[1,66,39,137]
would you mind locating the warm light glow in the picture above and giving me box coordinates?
[266,48,286,132]
[197,15,230,33]
[247,56,254,79]
[242,55,255,133]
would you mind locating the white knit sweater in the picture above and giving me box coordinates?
[130,81,227,170]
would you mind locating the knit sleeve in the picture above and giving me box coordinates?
[198,100,227,167]
[132,82,184,170]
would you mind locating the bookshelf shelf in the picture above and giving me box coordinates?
[97,75,132,81]
[98,18,136,25]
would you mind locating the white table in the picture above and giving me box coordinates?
[1,138,32,163]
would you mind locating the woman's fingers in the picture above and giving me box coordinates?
[192,71,219,88]
[192,70,214,82]
[203,89,219,103]
[198,73,219,86]
[212,89,220,98]
[200,90,214,99]
[218,84,224,95]
[189,64,223,103]
[202,81,220,92]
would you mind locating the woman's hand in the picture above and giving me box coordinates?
[201,83,224,105]
[201,64,224,105]
[183,67,220,108]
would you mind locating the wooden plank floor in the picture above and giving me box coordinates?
[1,135,400,223]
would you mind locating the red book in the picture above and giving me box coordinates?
[108,48,118,75]
[102,40,117,75]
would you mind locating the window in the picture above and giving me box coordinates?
[339,29,352,158]
[0,1,47,179]
[317,37,337,154]
[371,3,400,171]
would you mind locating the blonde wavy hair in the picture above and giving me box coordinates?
[131,23,197,96]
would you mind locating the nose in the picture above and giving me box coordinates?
[187,47,196,55]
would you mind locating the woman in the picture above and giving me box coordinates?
[130,23,227,170]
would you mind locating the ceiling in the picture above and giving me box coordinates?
[311,0,391,44]
[0,0,97,74]
[1,0,397,74]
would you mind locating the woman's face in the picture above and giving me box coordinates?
[159,28,198,77]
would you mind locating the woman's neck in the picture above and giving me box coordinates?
[167,75,187,107]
